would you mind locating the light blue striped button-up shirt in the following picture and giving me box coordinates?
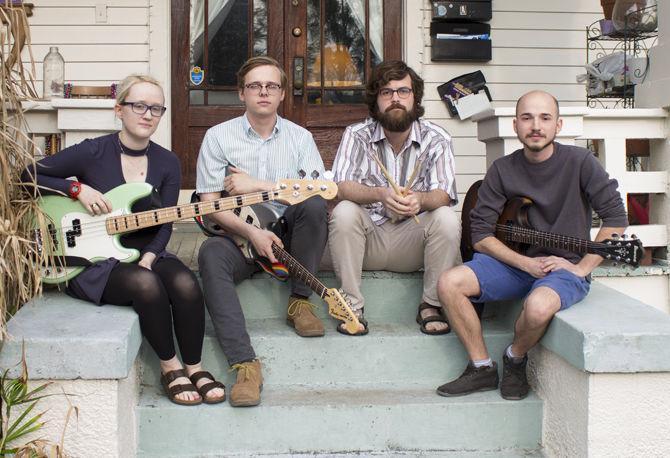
[196,114,326,196]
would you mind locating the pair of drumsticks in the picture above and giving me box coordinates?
[370,153,422,224]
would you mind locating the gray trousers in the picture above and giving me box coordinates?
[328,200,462,311]
[198,197,328,365]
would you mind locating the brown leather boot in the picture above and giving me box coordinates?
[286,296,325,337]
[229,360,263,407]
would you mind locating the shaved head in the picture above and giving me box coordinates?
[515,90,560,118]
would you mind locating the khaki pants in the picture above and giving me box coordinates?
[328,200,462,311]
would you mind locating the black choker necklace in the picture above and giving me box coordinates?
[117,134,150,157]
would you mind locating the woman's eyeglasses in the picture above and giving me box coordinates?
[120,101,167,117]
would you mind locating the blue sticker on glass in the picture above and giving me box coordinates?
[190,66,204,86]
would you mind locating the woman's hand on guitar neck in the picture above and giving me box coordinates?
[248,227,283,263]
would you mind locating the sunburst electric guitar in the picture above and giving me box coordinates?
[36,179,337,284]
[460,180,644,267]
[193,201,362,334]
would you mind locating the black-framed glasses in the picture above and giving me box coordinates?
[244,82,282,95]
[379,87,413,100]
[120,101,167,117]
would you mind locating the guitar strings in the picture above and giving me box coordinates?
[496,224,617,250]
[35,188,312,242]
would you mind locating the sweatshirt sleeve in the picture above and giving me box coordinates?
[469,163,508,246]
[580,153,629,228]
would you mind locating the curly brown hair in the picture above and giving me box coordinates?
[365,60,425,118]
[237,56,288,90]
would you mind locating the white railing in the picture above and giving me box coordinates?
[473,107,669,251]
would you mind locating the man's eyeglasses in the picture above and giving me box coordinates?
[244,82,282,95]
[120,101,167,117]
[378,87,413,100]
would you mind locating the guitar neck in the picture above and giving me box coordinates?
[106,190,281,235]
[271,244,328,298]
[496,224,603,255]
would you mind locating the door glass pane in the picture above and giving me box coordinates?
[190,0,205,70]
[253,0,268,55]
[207,90,241,105]
[208,0,250,86]
[370,0,384,67]
[306,0,321,87]
[323,0,365,87]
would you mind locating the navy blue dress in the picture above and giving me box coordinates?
[27,132,181,303]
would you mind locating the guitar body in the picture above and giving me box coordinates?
[37,182,154,284]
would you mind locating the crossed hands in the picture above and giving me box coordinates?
[224,167,268,195]
[380,186,421,219]
[522,256,586,279]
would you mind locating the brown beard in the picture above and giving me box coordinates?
[375,104,418,132]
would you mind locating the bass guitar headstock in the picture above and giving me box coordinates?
[275,179,338,204]
[323,288,361,333]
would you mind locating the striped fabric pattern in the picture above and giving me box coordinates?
[196,114,326,194]
[332,117,458,225]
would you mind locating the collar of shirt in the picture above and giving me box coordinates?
[242,113,282,140]
[370,119,422,155]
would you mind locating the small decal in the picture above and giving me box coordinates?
[190,66,204,86]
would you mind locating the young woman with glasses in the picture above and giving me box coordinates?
[24,74,225,406]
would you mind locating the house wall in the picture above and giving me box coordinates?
[22,0,604,197]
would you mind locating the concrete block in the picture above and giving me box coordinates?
[0,291,141,379]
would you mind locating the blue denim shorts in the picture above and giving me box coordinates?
[465,253,590,310]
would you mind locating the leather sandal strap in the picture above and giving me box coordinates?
[197,381,225,396]
[167,382,198,396]
[162,368,188,384]
[189,370,215,384]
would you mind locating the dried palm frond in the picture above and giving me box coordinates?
[0,2,49,339]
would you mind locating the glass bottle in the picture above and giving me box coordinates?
[43,47,65,99]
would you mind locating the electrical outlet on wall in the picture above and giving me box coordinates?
[95,3,108,23]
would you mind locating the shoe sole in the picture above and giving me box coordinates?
[286,318,325,337]
[500,392,529,401]
[436,384,498,398]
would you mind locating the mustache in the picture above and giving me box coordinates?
[526,131,545,138]
[385,103,407,113]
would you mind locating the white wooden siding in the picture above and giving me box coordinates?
[419,0,603,209]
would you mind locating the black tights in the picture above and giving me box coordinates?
[101,257,205,365]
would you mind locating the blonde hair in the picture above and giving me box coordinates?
[116,74,164,104]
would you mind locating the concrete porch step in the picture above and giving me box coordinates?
[140,317,514,389]
[136,385,542,457]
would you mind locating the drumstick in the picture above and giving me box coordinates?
[370,154,420,224]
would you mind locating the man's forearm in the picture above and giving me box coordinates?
[416,189,451,212]
[474,236,532,272]
[576,225,626,276]
[199,192,256,239]
[337,181,384,204]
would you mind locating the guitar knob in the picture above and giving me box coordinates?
[293,191,299,197]
[320,184,328,191]
[611,233,620,240]
[306,184,314,190]
[293,183,301,190]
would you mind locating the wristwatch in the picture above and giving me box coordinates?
[68,181,82,199]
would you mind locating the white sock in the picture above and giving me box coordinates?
[472,357,493,368]
[506,344,525,362]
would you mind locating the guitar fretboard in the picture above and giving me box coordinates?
[271,244,329,299]
[105,190,278,235]
[496,224,603,254]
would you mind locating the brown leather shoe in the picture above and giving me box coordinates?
[286,296,325,337]
[229,360,263,407]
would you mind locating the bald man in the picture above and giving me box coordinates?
[435,91,628,400]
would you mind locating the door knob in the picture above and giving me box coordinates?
[293,57,304,95]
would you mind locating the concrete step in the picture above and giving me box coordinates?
[136,385,543,457]
[140,318,514,389]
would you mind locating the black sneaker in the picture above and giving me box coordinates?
[436,362,499,397]
[500,354,529,400]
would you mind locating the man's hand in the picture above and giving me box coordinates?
[138,252,157,270]
[247,227,284,263]
[540,256,586,277]
[520,256,547,279]
[224,167,269,195]
[380,187,419,217]
[78,184,112,216]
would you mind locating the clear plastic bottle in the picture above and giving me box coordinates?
[43,47,65,99]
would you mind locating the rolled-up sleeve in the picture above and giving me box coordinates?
[196,129,228,194]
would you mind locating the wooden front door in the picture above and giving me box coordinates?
[171,0,402,187]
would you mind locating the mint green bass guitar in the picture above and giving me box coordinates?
[36,180,337,284]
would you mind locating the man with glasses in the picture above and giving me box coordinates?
[196,56,328,407]
[328,60,461,336]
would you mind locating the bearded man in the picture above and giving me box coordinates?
[328,60,461,336]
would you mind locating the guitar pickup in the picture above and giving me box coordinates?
[65,218,82,248]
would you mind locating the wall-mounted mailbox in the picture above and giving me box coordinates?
[432,1,492,22]
[430,22,491,62]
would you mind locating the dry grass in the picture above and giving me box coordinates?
[0,4,49,339]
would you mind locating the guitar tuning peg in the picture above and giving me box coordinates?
[631,234,637,239]
[311,170,320,179]
[323,170,335,181]
[298,169,306,179]
[611,233,620,240]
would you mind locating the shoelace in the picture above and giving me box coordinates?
[230,362,257,381]
[287,298,316,317]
